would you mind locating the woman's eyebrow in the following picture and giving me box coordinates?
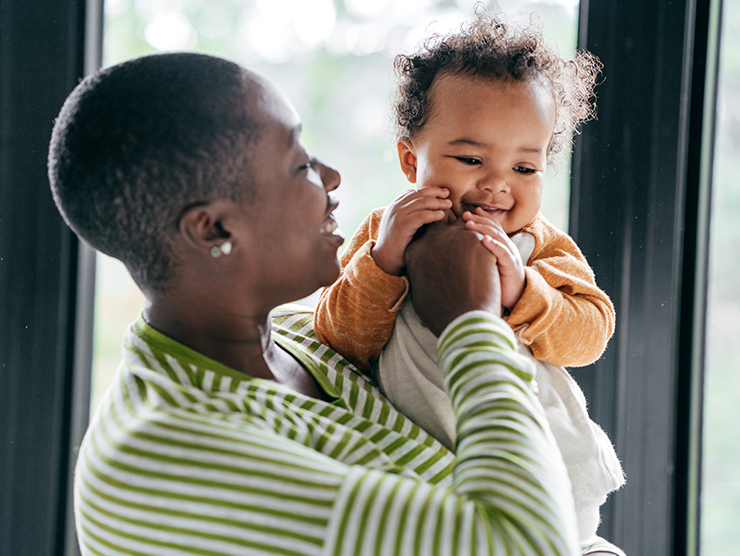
[287,123,303,148]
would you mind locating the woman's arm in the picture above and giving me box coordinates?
[74,312,578,556]
[324,312,580,555]
[74,222,578,556]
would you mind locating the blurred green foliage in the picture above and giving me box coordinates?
[93,0,579,411]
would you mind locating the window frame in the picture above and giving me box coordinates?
[570,0,722,554]
[0,1,723,554]
[0,1,101,555]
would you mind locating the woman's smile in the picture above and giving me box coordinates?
[320,216,343,243]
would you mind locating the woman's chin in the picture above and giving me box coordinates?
[326,257,342,283]
[283,261,341,308]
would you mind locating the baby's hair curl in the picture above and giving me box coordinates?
[392,13,602,160]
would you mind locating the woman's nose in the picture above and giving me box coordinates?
[318,161,341,192]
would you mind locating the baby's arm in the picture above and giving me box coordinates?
[465,211,615,367]
[508,220,615,367]
[314,208,407,371]
[315,188,451,371]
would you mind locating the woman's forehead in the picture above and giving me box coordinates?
[246,73,301,130]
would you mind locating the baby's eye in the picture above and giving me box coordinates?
[456,157,481,165]
[513,166,536,175]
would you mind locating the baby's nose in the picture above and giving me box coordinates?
[478,172,509,193]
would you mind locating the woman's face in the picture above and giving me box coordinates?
[230,82,344,305]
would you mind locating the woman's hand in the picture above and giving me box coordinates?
[371,187,452,276]
[405,218,502,336]
[463,208,525,310]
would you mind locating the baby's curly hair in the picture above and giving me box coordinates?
[393,13,602,160]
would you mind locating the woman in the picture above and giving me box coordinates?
[49,52,579,555]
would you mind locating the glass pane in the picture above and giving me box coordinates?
[92,0,579,415]
[702,1,740,554]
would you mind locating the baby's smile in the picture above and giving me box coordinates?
[461,201,509,218]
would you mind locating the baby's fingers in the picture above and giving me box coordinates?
[479,233,521,273]
[393,186,450,206]
[415,185,451,199]
[402,193,453,215]
[464,209,506,230]
[480,235,511,259]
[403,207,448,229]
[464,215,507,242]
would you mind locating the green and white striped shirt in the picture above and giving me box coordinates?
[74,306,579,555]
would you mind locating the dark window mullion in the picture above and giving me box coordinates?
[0,1,100,555]
[571,1,721,555]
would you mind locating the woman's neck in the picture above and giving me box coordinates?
[144,294,277,380]
[143,294,328,399]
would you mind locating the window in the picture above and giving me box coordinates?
[4,1,720,554]
[701,1,740,553]
[92,0,581,413]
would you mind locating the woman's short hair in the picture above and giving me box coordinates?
[48,52,259,291]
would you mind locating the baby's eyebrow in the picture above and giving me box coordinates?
[448,138,544,154]
[518,146,544,154]
[448,138,484,147]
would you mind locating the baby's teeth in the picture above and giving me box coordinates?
[321,220,338,234]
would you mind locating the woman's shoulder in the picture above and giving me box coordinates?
[271,303,381,391]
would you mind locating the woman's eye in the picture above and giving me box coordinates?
[456,157,481,165]
[513,166,536,175]
[299,159,317,172]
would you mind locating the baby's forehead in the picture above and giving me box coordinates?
[423,74,555,128]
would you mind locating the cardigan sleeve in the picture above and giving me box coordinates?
[504,216,615,367]
[314,207,409,371]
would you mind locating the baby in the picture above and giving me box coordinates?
[315,14,625,556]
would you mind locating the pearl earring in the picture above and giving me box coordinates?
[210,241,232,258]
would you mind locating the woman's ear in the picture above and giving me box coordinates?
[397,139,418,184]
[178,200,234,256]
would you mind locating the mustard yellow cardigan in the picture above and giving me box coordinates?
[315,207,615,371]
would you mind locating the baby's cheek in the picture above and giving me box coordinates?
[416,177,438,190]
[417,173,468,210]
[416,168,450,189]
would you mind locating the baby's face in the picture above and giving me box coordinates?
[398,74,556,235]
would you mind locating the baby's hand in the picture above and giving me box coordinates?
[372,187,452,276]
[463,208,525,310]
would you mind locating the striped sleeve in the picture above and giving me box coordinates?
[323,312,580,556]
